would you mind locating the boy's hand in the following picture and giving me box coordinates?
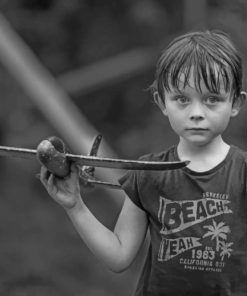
[40,163,81,210]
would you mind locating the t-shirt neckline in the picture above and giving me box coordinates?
[173,145,235,176]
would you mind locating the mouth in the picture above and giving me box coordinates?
[186,128,209,131]
[185,128,209,134]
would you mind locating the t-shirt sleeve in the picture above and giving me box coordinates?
[118,170,146,211]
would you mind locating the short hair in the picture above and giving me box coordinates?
[151,30,243,103]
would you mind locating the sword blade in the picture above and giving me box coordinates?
[67,153,189,170]
[0,146,189,170]
[0,146,37,159]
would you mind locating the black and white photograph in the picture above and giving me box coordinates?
[0,1,247,295]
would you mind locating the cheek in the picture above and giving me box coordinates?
[210,109,232,131]
[164,103,187,131]
[166,112,185,133]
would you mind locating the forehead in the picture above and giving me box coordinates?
[167,66,231,95]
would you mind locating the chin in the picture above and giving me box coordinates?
[183,136,212,146]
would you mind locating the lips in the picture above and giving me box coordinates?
[186,128,208,130]
[185,128,209,133]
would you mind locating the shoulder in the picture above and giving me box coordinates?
[229,145,247,174]
[138,146,176,162]
[119,145,175,188]
[136,146,176,187]
[231,145,247,162]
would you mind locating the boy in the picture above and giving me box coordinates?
[40,30,247,295]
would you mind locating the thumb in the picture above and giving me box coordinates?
[70,163,79,180]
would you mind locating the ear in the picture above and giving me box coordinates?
[153,91,168,116]
[231,91,247,117]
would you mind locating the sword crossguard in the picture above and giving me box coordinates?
[82,134,102,177]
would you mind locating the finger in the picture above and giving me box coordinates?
[40,166,49,186]
[70,163,80,180]
[47,173,55,187]
[47,173,59,196]
[40,165,51,179]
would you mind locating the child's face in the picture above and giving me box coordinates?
[159,72,243,147]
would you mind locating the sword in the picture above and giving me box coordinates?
[0,136,189,189]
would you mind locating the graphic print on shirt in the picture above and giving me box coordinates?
[157,192,233,272]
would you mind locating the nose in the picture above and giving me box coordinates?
[189,102,205,121]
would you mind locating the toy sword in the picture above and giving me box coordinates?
[0,135,189,189]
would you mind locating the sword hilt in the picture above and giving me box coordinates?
[37,136,71,178]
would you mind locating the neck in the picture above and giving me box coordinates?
[177,136,230,171]
[178,136,227,156]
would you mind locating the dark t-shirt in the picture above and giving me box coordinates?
[119,145,247,296]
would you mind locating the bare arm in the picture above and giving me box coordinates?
[67,195,148,272]
[40,164,148,272]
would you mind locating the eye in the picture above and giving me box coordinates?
[204,96,222,105]
[175,95,190,105]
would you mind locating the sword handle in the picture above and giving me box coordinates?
[37,136,71,178]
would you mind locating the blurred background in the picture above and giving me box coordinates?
[0,0,247,295]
